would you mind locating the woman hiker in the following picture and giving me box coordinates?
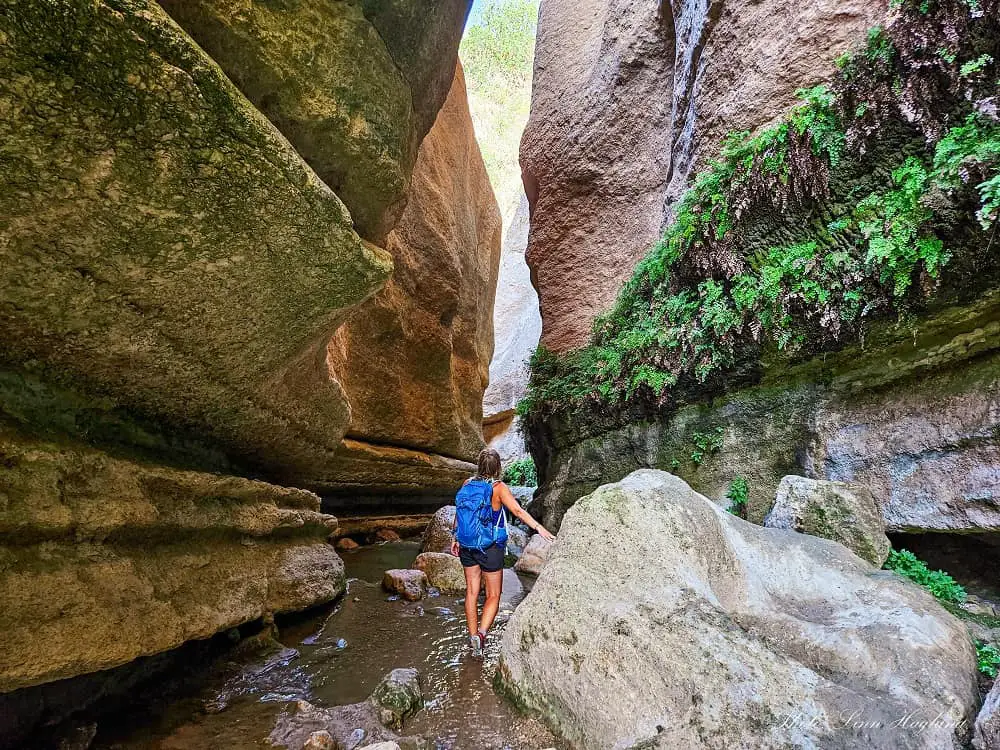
[451,448,555,656]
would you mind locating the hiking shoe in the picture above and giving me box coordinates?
[469,634,483,657]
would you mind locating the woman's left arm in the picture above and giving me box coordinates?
[498,483,555,541]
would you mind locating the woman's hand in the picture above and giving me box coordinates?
[536,526,555,542]
[450,539,460,556]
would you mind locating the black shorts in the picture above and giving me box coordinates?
[458,542,505,573]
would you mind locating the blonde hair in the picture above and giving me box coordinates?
[477,448,502,480]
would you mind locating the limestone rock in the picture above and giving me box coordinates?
[374,529,402,543]
[269,669,422,749]
[0,431,344,693]
[500,470,978,750]
[512,535,552,576]
[421,507,457,553]
[160,0,471,243]
[369,668,423,731]
[532,297,1000,533]
[382,570,428,602]
[523,0,885,350]
[506,526,530,560]
[325,64,501,502]
[975,680,1000,750]
[302,731,335,750]
[336,538,361,551]
[0,0,392,481]
[484,193,540,427]
[413,552,466,593]
[764,476,891,566]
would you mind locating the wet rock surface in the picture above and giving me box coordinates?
[764,476,891,566]
[85,542,563,750]
[413,553,466,593]
[381,570,428,602]
[501,470,978,750]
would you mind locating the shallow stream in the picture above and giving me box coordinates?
[92,541,564,750]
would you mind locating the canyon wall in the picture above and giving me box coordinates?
[483,194,541,464]
[532,294,1000,532]
[521,0,1000,541]
[325,65,502,507]
[0,0,489,731]
[522,0,886,351]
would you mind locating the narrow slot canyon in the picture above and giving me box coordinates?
[1,0,999,748]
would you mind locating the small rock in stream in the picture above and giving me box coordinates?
[382,569,428,601]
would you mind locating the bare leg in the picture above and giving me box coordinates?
[463,564,482,637]
[479,569,504,634]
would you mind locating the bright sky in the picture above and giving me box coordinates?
[467,0,489,27]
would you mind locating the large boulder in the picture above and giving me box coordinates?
[323,64,500,504]
[500,470,978,750]
[159,0,472,242]
[975,679,1000,750]
[764,476,891,566]
[522,0,885,351]
[412,552,466,593]
[421,506,457,554]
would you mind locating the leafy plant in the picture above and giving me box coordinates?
[503,457,538,487]
[726,477,749,516]
[883,549,967,604]
[977,641,1000,678]
[959,53,994,77]
[691,427,724,465]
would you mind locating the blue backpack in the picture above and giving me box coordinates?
[455,479,507,551]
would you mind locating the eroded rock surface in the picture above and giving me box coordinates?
[765,476,891,566]
[484,193,539,464]
[382,569,428,602]
[532,296,1000,533]
[0,430,344,693]
[324,64,500,503]
[522,0,885,350]
[500,470,978,750]
[160,0,471,242]
[0,0,392,480]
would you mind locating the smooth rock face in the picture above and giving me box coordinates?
[0,430,345,693]
[484,194,540,419]
[484,194,537,465]
[325,64,501,499]
[522,0,885,350]
[975,679,1000,750]
[0,0,392,480]
[500,470,978,750]
[765,476,891,566]
[512,534,552,576]
[160,0,471,243]
[413,552,466,593]
[382,569,428,602]
[533,298,1000,533]
[421,506,457,553]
